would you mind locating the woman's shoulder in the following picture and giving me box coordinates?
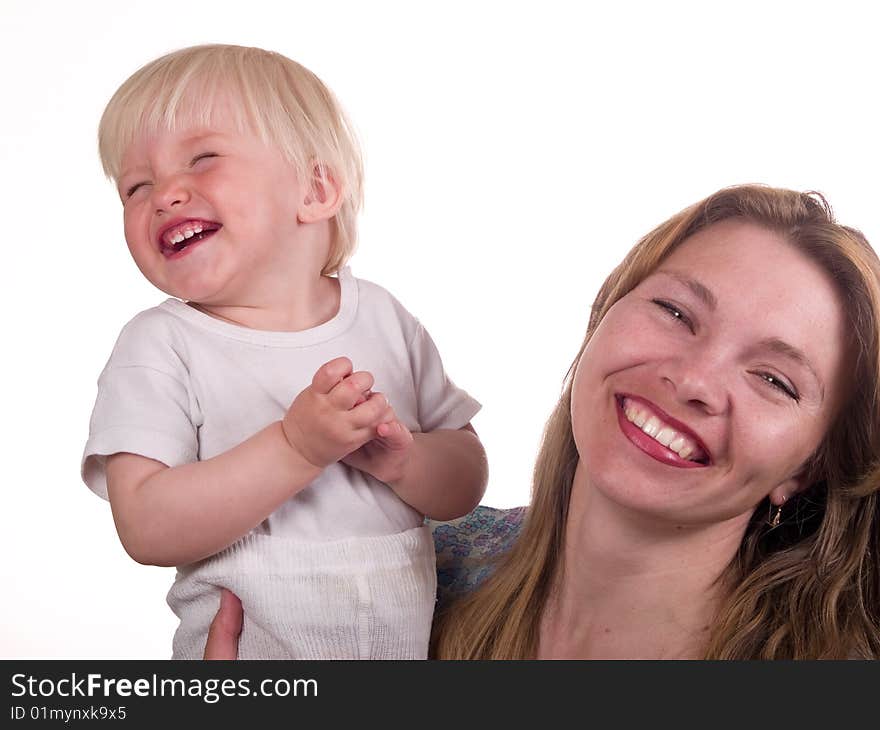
[429,505,527,609]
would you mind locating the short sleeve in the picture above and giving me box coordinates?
[81,317,200,500]
[408,322,481,432]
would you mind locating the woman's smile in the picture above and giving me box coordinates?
[571,219,848,524]
[615,394,710,468]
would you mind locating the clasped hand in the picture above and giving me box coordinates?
[281,356,414,485]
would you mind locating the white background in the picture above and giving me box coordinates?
[2,0,877,658]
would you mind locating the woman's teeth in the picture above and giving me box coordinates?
[622,399,701,462]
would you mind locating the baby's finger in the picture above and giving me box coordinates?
[329,371,375,410]
[377,405,396,424]
[311,357,353,394]
[377,420,413,449]
[352,389,373,408]
[349,391,388,428]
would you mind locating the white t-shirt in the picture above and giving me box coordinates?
[81,267,481,541]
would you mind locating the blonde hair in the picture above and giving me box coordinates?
[432,184,880,659]
[98,44,363,275]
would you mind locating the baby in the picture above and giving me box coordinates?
[81,44,487,659]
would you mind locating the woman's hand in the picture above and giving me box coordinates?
[203,589,243,660]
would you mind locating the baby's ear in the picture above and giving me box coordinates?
[298,163,343,223]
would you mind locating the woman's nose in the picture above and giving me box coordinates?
[152,176,191,213]
[658,351,730,416]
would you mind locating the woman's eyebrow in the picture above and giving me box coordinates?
[757,337,825,400]
[656,270,717,311]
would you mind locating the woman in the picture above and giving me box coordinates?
[208,184,880,659]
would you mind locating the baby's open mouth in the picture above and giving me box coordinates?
[158,220,222,256]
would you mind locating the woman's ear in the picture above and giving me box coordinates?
[298,163,343,224]
[768,466,812,506]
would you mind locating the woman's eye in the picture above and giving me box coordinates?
[756,372,800,402]
[652,299,694,332]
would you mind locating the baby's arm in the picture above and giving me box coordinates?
[343,419,488,521]
[107,423,317,567]
[106,358,384,567]
[392,424,488,520]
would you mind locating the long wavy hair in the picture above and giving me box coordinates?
[432,184,880,659]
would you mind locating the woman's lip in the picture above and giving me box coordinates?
[618,393,712,459]
[615,395,710,469]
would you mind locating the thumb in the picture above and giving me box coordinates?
[204,589,243,660]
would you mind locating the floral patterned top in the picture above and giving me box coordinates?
[429,505,527,614]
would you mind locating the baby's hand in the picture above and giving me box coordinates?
[281,357,389,469]
[342,403,414,486]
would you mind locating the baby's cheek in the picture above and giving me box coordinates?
[122,212,143,248]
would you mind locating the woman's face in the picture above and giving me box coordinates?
[571,220,848,526]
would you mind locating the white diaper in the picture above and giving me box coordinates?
[166,525,437,659]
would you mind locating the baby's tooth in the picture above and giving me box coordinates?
[194,225,203,234]
[172,233,184,244]
[183,229,195,239]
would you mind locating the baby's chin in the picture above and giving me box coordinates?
[150,276,230,305]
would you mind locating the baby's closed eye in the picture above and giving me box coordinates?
[191,152,219,165]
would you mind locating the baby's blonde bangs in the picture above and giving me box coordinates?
[98,44,364,273]
[99,53,244,181]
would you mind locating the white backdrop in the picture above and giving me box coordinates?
[2,0,877,658]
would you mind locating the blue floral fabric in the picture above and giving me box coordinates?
[429,505,526,613]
